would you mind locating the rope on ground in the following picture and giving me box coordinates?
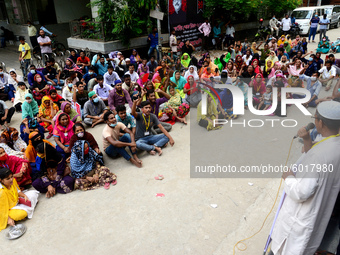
[232,138,294,255]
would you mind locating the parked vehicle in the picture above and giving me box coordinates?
[291,5,340,35]
[254,19,272,42]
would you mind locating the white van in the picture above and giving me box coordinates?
[291,5,340,35]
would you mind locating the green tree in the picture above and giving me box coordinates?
[89,0,157,45]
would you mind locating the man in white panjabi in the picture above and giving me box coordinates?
[271,101,340,255]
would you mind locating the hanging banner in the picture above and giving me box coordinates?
[168,0,205,50]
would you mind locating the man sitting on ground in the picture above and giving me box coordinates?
[108,80,133,114]
[115,104,136,134]
[72,81,88,117]
[131,99,174,156]
[102,111,142,167]
[104,65,120,87]
[83,91,108,128]
[93,75,112,105]
[125,64,139,83]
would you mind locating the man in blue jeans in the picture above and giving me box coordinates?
[147,27,159,61]
[308,13,319,43]
[132,99,174,156]
[102,111,142,168]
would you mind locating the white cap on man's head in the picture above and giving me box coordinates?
[317,101,340,120]
[125,58,130,62]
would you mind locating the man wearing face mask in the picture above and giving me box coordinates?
[269,15,279,37]
[295,69,322,107]
[319,14,330,42]
[83,91,108,128]
[309,13,319,43]
[81,66,97,89]
[102,111,142,167]
[27,65,45,88]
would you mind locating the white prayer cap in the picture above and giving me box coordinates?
[125,58,130,62]
[317,101,340,120]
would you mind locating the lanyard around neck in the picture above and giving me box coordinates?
[142,114,150,131]
[312,134,339,149]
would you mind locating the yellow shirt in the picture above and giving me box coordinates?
[18,43,31,59]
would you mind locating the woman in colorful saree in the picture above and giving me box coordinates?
[0,147,31,189]
[70,140,116,191]
[53,113,74,159]
[162,86,190,124]
[32,142,74,198]
[0,168,39,231]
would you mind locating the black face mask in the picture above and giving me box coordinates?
[32,136,43,148]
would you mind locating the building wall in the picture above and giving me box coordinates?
[54,0,92,23]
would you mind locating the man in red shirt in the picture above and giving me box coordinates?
[76,50,90,73]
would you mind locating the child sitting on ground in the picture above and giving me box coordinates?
[258,85,272,110]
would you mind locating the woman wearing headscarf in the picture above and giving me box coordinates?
[13,82,29,112]
[198,53,210,68]
[248,73,266,105]
[130,49,142,69]
[32,143,74,197]
[0,142,25,159]
[162,86,190,124]
[268,61,282,79]
[183,75,201,107]
[170,70,187,98]
[0,147,31,188]
[70,140,116,191]
[184,65,199,81]
[8,69,24,90]
[263,59,274,78]
[277,35,287,47]
[25,131,54,164]
[251,42,259,54]
[1,127,27,152]
[251,59,262,75]
[53,113,74,159]
[331,37,340,53]
[235,55,244,73]
[20,117,45,145]
[54,101,81,124]
[0,168,39,232]
[265,51,279,64]
[38,96,58,138]
[32,73,53,105]
[64,58,82,75]
[180,53,191,69]
[316,36,331,54]
[21,93,39,119]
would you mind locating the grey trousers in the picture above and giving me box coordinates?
[151,122,172,135]
[319,29,327,41]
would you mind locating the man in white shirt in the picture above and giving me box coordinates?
[281,14,291,34]
[125,64,139,83]
[224,22,235,47]
[93,75,112,105]
[319,60,336,91]
[103,65,120,87]
[27,20,37,48]
[198,18,211,51]
[270,101,340,255]
[319,14,330,42]
[169,29,178,60]
[269,15,279,37]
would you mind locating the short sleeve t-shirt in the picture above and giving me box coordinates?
[18,43,31,59]
[42,67,57,80]
[77,56,90,64]
[37,36,52,53]
[135,112,159,140]
[76,90,89,108]
[102,122,127,150]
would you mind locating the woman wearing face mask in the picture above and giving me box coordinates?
[0,168,39,232]
[32,143,74,198]
[62,77,74,102]
[69,122,101,154]
[21,93,39,120]
[32,74,53,105]
[70,140,115,191]
[0,147,32,189]
[53,113,74,159]
[316,36,331,54]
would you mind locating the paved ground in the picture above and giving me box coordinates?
[0,28,339,255]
